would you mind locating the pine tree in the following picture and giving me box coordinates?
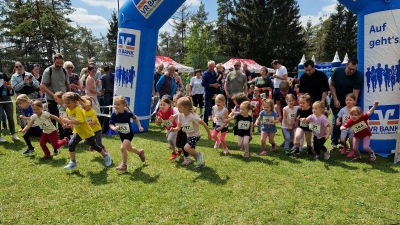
[303,18,317,59]
[169,3,193,62]
[106,9,118,70]
[216,0,233,56]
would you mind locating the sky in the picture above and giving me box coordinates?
[68,0,338,37]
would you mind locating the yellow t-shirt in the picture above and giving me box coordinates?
[84,108,101,133]
[66,106,94,140]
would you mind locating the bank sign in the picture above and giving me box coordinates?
[133,0,163,19]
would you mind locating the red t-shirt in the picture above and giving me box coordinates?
[157,107,177,130]
[343,113,371,138]
[250,98,262,116]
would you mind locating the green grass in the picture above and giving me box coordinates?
[1,121,400,225]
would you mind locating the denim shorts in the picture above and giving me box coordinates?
[340,128,354,140]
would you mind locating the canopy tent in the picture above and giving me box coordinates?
[155,56,194,73]
[222,58,274,73]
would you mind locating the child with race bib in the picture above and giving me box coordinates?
[229,93,249,138]
[340,101,379,162]
[157,96,179,160]
[109,96,145,172]
[301,101,332,160]
[225,101,255,158]
[336,93,357,157]
[54,91,72,139]
[61,92,112,170]
[173,93,191,165]
[171,97,211,169]
[250,87,262,134]
[255,99,279,155]
[19,100,69,159]
[81,95,107,153]
[282,94,298,155]
[291,94,313,156]
[211,94,229,155]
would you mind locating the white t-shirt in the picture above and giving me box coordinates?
[177,113,201,137]
[190,77,204,95]
[273,65,288,88]
[212,106,228,127]
[282,105,298,129]
[31,111,57,134]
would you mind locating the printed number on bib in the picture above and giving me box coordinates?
[37,120,53,130]
[213,116,223,123]
[289,113,296,120]
[300,121,309,127]
[351,121,368,133]
[86,116,92,123]
[309,122,321,133]
[262,116,274,125]
[238,121,250,130]
[69,116,79,127]
[59,111,67,117]
[116,123,130,134]
[163,119,173,127]
[343,115,350,123]
[182,123,194,133]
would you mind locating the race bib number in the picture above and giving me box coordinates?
[342,115,350,123]
[69,116,79,127]
[238,121,251,130]
[289,113,296,120]
[262,116,274,125]
[59,111,67,117]
[86,116,92,123]
[182,123,194,133]
[351,121,368,133]
[300,121,309,127]
[163,119,173,127]
[251,101,258,107]
[116,123,130,134]
[309,122,321,133]
[37,120,53,130]
[213,116,223,123]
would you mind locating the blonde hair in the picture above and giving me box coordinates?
[240,101,256,112]
[313,101,325,110]
[54,91,64,99]
[285,93,296,101]
[350,106,362,116]
[177,97,193,112]
[262,99,274,111]
[16,94,32,104]
[81,95,99,111]
[216,63,223,70]
[173,92,185,102]
[62,92,90,107]
[32,100,43,109]
[215,94,226,106]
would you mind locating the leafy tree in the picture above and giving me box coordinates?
[169,2,193,62]
[216,0,233,56]
[158,31,181,59]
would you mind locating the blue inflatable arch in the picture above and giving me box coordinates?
[338,0,400,157]
[114,0,186,132]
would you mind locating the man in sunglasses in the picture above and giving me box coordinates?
[224,60,248,112]
[329,58,362,150]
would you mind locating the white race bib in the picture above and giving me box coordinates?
[116,123,130,134]
[300,121,309,127]
[59,111,67,117]
[37,120,53,130]
[342,115,350,123]
[213,116,223,123]
[251,101,258,107]
[182,123,194,133]
[69,116,79,127]
[238,121,251,130]
[289,113,296,120]
[262,116,274,125]
[309,122,321,133]
[351,121,368,133]
[86,116,92,123]
[163,119,173,127]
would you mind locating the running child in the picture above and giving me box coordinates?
[340,101,379,162]
[255,99,279,155]
[292,94,313,155]
[54,91,72,139]
[109,96,145,172]
[211,94,229,155]
[157,96,178,160]
[336,93,357,157]
[282,94,298,155]
[172,93,192,165]
[61,92,111,170]
[250,87,262,134]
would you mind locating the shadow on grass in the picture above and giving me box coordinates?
[192,166,230,185]
[130,165,160,184]
[225,151,281,166]
[87,167,111,185]
[37,157,68,167]
[67,170,85,178]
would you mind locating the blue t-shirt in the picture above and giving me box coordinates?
[259,110,278,133]
[109,110,136,135]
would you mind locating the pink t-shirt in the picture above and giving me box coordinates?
[177,113,201,137]
[306,114,330,139]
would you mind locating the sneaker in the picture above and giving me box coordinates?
[116,164,127,172]
[214,141,221,149]
[39,155,53,160]
[347,151,355,158]
[259,150,268,156]
[289,142,294,149]
[138,149,146,162]
[176,150,182,156]
[104,153,112,167]
[351,157,361,162]
[240,146,243,151]
[292,149,300,155]
[0,136,6,142]
[64,161,77,170]
[285,149,291,155]
[53,149,60,156]
[324,151,331,160]
[223,148,229,155]
[341,146,347,155]
[11,134,20,141]
[307,148,313,155]
[370,152,376,161]
[170,152,178,161]
[195,152,205,169]
[314,155,320,159]
[181,157,191,166]
[23,148,35,155]
[270,145,276,152]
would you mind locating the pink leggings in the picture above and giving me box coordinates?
[211,130,227,149]
[352,136,373,158]
[261,131,275,149]
[238,136,250,153]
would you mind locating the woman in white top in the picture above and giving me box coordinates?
[189,69,204,116]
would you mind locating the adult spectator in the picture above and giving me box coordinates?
[216,63,226,96]
[243,63,252,83]
[189,69,204,117]
[84,65,101,112]
[11,61,40,128]
[64,61,80,94]
[202,61,220,125]
[81,58,102,93]
[330,58,362,149]
[156,65,177,98]
[271,60,288,103]
[31,64,44,100]
[0,72,19,142]
[224,60,248,112]
[299,60,329,103]
[40,53,70,138]
[101,66,114,114]
[252,66,273,98]
[174,69,184,93]
[151,64,164,123]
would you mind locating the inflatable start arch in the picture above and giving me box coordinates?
[339,0,400,156]
[114,0,185,132]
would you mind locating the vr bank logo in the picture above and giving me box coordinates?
[369,105,399,134]
[133,0,163,19]
[118,33,136,57]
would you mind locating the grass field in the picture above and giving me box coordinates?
[1,120,400,225]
